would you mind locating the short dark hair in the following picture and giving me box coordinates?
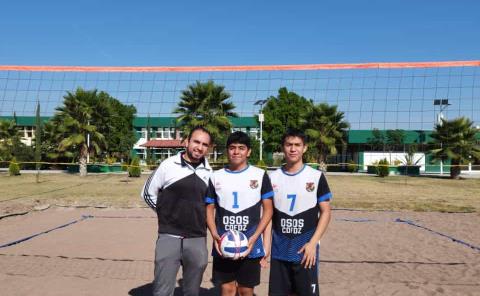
[226,131,251,149]
[188,126,213,144]
[281,129,306,145]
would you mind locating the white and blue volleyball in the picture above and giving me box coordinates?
[219,230,249,260]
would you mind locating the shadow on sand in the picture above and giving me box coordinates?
[129,279,219,296]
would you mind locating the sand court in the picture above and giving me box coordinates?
[1,208,479,295]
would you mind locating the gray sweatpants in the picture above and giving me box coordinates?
[153,234,208,296]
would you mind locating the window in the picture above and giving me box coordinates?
[140,128,147,139]
[23,126,34,139]
[154,127,175,139]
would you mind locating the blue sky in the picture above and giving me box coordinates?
[1,0,479,129]
[1,0,479,66]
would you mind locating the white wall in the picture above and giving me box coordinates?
[363,152,426,171]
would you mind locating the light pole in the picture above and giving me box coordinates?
[254,99,268,161]
[87,120,90,164]
[433,99,451,175]
[433,99,450,126]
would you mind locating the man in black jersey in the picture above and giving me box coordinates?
[142,126,213,296]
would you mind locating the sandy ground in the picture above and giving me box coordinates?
[1,207,479,296]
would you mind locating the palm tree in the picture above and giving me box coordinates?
[0,119,23,161]
[174,80,237,146]
[429,117,480,179]
[304,103,350,168]
[51,88,106,176]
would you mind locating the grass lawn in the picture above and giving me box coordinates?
[329,174,480,213]
[1,172,479,215]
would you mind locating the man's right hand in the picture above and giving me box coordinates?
[212,233,222,256]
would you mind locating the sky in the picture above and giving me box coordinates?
[0,0,479,129]
[1,0,479,66]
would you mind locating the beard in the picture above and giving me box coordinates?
[185,147,203,163]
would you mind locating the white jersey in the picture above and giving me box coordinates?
[269,165,332,262]
[205,165,274,258]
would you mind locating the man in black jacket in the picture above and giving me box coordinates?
[142,126,213,296]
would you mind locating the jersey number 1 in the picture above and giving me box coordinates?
[232,191,239,209]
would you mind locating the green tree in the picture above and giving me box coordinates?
[46,88,136,174]
[0,119,20,160]
[0,119,33,165]
[95,91,137,161]
[49,88,107,176]
[303,103,350,166]
[128,156,142,177]
[262,87,312,153]
[386,129,406,152]
[248,136,261,165]
[376,158,390,177]
[9,156,20,176]
[429,117,480,179]
[367,128,386,151]
[41,120,69,164]
[174,80,237,147]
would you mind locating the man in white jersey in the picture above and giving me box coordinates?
[267,129,332,296]
[205,131,273,296]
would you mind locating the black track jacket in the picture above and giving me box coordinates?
[142,152,212,238]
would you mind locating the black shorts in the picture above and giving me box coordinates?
[268,258,319,296]
[212,256,261,288]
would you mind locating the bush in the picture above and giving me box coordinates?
[347,160,358,173]
[147,155,158,170]
[128,157,141,177]
[9,157,21,176]
[376,158,390,177]
[256,159,267,170]
[105,156,116,165]
[271,152,284,167]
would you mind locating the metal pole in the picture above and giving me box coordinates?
[254,99,267,162]
[259,113,264,161]
[87,133,90,163]
[87,120,90,164]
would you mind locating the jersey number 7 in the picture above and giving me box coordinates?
[287,194,296,211]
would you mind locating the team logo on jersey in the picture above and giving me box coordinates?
[306,182,315,192]
[272,184,278,192]
[250,180,259,189]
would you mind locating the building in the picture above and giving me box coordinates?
[132,117,259,160]
[0,116,259,161]
[2,116,478,173]
[0,116,49,146]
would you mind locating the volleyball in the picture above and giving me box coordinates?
[219,230,249,260]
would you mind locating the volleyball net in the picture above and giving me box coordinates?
[0,61,479,172]
[0,61,478,130]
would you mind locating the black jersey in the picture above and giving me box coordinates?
[205,165,274,259]
[269,165,332,262]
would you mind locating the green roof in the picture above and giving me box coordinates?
[348,130,435,144]
[1,116,258,128]
[133,116,258,128]
[3,117,477,142]
[0,116,50,125]
[133,117,178,127]
[230,117,258,128]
